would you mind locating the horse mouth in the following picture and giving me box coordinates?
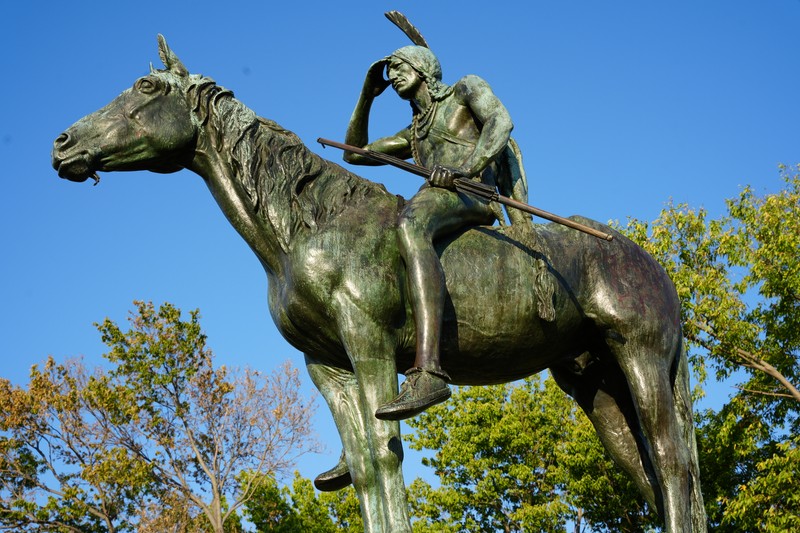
[52,153,98,183]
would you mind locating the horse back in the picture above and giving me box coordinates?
[435,222,592,383]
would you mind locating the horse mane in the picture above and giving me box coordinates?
[185,73,393,251]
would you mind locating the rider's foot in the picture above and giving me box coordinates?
[313,451,352,492]
[375,368,451,421]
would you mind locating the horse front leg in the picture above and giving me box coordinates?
[336,301,411,533]
[304,354,385,531]
[349,357,409,533]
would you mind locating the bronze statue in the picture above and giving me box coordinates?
[52,35,706,532]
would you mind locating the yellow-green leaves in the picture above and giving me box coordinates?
[0,302,317,533]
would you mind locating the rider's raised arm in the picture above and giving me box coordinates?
[454,75,514,177]
[343,59,404,165]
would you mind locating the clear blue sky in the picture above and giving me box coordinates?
[1,1,798,487]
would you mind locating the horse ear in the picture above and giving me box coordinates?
[157,34,189,77]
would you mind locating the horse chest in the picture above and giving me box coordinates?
[269,301,342,364]
[268,242,397,353]
[266,264,344,358]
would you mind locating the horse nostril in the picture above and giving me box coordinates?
[54,132,71,149]
[52,132,74,170]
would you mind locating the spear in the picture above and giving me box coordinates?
[317,137,614,242]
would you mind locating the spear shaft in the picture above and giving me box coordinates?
[317,137,613,242]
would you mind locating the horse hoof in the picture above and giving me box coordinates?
[314,452,352,492]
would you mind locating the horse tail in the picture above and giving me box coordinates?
[673,338,708,531]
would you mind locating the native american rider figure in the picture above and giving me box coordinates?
[343,45,531,421]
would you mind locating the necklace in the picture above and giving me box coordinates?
[411,100,437,164]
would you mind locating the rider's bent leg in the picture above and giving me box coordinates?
[375,187,493,421]
[375,214,451,421]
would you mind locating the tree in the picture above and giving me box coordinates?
[0,358,156,532]
[621,165,800,415]
[242,471,362,532]
[721,435,800,532]
[404,376,573,532]
[239,472,298,532]
[556,408,657,532]
[0,301,318,532]
[403,375,656,533]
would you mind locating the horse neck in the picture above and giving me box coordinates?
[186,86,393,278]
[187,95,290,278]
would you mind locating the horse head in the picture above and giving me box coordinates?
[52,35,199,182]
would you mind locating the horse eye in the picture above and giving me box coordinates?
[135,78,159,94]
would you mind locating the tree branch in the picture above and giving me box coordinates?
[689,319,800,403]
[734,386,796,399]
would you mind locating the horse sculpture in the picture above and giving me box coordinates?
[52,36,706,532]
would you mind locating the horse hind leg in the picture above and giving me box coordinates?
[551,354,660,511]
[673,341,706,532]
[609,331,704,533]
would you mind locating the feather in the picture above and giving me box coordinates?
[384,11,429,48]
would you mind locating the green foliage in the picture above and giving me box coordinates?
[722,436,800,531]
[694,400,772,529]
[240,473,298,531]
[620,166,800,423]
[404,376,656,532]
[557,410,657,532]
[98,301,209,418]
[287,475,335,530]
[405,377,569,531]
[314,481,363,532]
[242,471,362,532]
